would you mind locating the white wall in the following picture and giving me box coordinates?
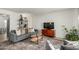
[0,9,18,30]
[73,9,79,28]
[0,8,78,38]
[32,9,75,38]
[18,13,33,28]
[0,16,5,28]
[0,9,33,30]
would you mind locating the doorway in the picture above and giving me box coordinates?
[0,14,10,42]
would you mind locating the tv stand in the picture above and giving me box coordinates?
[42,28,55,37]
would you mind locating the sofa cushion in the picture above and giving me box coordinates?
[11,30,16,34]
[16,30,21,36]
[28,28,35,32]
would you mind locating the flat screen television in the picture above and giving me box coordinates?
[43,22,54,29]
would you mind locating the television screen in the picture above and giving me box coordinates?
[44,23,49,28]
[43,22,54,29]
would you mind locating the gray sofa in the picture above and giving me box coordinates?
[9,31,36,42]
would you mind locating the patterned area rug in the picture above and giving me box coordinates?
[0,38,47,50]
[0,36,63,50]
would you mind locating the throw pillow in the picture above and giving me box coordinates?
[11,30,16,34]
[16,30,21,35]
[21,29,25,34]
[28,28,35,32]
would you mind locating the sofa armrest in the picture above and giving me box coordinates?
[9,32,17,42]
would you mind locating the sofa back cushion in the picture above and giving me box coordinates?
[11,30,16,34]
[16,30,21,36]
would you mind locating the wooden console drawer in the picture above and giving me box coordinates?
[42,29,55,37]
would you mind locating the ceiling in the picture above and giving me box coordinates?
[2,8,69,15]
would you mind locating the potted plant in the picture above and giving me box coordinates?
[62,25,79,45]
